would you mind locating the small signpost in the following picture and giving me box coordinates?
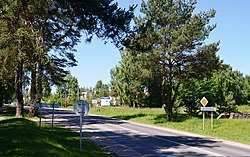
[52,104,55,129]
[200,97,216,130]
[39,103,42,129]
[73,100,90,152]
[36,103,58,129]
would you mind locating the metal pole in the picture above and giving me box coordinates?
[52,104,55,129]
[80,103,83,152]
[60,92,62,107]
[78,88,80,101]
[203,112,205,130]
[211,111,213,129]
[64,92,66,108]
[39,103,42,129]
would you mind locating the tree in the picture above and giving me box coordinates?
[93,80,110,98]
[0,0,135,116]
[212,66,248,112]
[245,75,250,104]
[127,0,220,120]
[0,78,15,106]
[56,75,79,107]
[0,0,37,117]
[110,49,161,107]
[178,64,248,114]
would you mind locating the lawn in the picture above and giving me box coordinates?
[90,106,250,145]
[0,106,112,157]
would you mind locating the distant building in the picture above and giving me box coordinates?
[100,97,111,106]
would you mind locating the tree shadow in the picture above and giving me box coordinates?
[154,113,192,124]
[37,108,250,157]
[0,118,111,157]
[0,106,30,117]
[112,113,146,120]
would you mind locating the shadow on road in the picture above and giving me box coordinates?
[84,127,220,157]
[41,108,223,157]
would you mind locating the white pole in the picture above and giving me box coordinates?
[39,103,42,129]
[203,112,205,130]
[52,104,54,129]
[211,112,213,129]
[78,88,80,101]
[80,103,83,152]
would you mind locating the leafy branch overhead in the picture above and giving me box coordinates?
[0,0,135,116]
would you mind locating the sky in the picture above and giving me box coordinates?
[70,0,250,88]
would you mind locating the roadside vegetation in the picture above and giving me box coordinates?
[90,106,250,145]
[0,106,112,157]
[1,0,249,121]
[1,0,250,153]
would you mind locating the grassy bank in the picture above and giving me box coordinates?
[0,107,112,157]
[90,106,250,145]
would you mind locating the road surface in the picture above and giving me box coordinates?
[40,107,250,157]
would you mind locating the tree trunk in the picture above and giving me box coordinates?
[166,58,173,121]
[15,60,24,117]
[29,63,37,117]
[160,56,169,120]
[161,78,168,115]
[37,60,42,103]
[166,81,173,121]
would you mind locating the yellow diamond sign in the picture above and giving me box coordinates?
[200,97,208,107]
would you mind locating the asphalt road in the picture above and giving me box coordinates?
[40,107,250,157]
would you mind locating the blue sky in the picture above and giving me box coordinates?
[70,0,250,88]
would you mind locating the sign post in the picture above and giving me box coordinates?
[203,110,205,130]
[211,111,213,129]
[80,103,83,152]
[73,100,90,152]
[200,97,208,130]
[200,97,216,130]
[39,102,42,129]
[52,103,55,130]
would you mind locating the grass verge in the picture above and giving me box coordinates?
[90,106,250,145]
[0,106,112,157]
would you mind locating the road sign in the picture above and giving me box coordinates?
[200,97,208,106]
[92,99,98,105]
[73,100,90,152]
[73,100,90,116]
[201,107,216,112]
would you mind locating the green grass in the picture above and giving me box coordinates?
[90,106,250,145]
[0,107,112,157]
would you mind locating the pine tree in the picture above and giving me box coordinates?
[1,0,134,116]
[127,0,220,120]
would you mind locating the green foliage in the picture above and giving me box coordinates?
[111,49,162,107]
[0,0,134,116]
[178,64,249,114]
[56,75,79,106]
[0,78,15,106]
[237,105,250,112]
[115,0,220,121]
[93,80,110,98]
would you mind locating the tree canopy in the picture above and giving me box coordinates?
[0,0,135,116]
[124,0,220,120]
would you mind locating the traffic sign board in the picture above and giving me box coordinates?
[200,97,208,106]
[200,107,216,112]
[73,100,90,116]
